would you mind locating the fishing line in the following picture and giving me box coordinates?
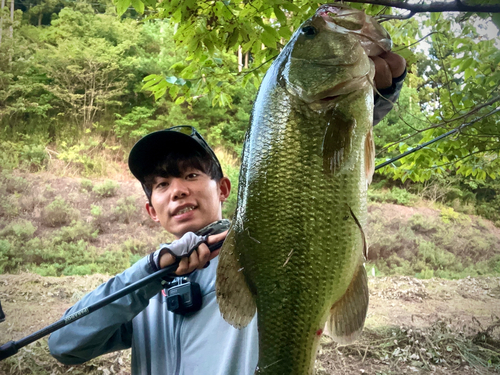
[374,107,500,170]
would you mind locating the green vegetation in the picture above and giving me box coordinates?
[367,207,500,279]
[92,180,120,198]
[0,171,172,276]
[41,197,78,227]
[0,0,498,281]
[114,197,139,224]
[368,186,419,206]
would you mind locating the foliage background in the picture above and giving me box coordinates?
[0,0,500,270]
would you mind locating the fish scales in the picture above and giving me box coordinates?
[216,4,391,375]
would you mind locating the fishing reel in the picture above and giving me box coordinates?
[163,277,202,315]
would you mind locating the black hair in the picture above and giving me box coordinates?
[142,149,223,205]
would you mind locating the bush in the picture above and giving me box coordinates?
[93,180,119,198]
[80,179,94,192]
[53,220,98,243]
[440,207,460,223]
[114,197,138,224]
[368,187,418,206]
[0,239,18,273]
[57,140,106,176]
[0,219,37,240]
[90,204,109,232]
[368,207,500,279]
[1,172,29,194]
[18,192,45,213]
[41,197,78,227]
[0,195,19,218]
[20,144,48,172]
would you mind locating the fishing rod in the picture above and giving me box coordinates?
[0,240,224,361]
[374,107,500,171]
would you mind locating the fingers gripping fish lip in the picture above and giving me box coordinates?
[283,4,387,108]
[316,4,392,56]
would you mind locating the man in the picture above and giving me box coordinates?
[49,51,406,374]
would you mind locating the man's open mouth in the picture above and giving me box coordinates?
[174,206,197,216]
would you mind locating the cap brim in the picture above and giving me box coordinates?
[128,130,207,182]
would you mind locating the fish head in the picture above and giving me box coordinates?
[281,4,392,110]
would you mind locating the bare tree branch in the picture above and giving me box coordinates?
[342,0,500,13]
[430,147,500,170]
[377,96,500,156]
[375,106,500,170]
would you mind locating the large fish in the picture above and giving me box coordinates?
[216,5,391,374]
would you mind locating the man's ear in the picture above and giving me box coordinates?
[219,177,231,202]
[146,202,160,222]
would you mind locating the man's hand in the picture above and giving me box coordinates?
[371,51,406,90]
[159,230,228,275]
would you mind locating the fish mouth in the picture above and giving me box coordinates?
[316,4,392,56]
[319,95,340,103]
[311,75,370,104]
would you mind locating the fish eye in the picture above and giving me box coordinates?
[301,25,318,38]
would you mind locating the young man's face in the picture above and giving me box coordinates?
[145,167,231,239]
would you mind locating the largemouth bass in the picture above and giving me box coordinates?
[216,5,391,374]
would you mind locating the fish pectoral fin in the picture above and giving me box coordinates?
[326,263,369,345]
[322,112,356,175]
[215,229,256,329]
[365,127,375,186]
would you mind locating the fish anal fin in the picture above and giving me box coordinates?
[365,127,375,185]
[326,264,369,345]
[215,229,256,329]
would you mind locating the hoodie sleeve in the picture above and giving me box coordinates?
[48,256,164,364]
[373,69,407,126]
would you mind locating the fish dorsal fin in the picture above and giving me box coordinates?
[326,263,369,345]
[365,127,375,186]
[216,229,256,328]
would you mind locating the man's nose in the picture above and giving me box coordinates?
[170,178,189,200]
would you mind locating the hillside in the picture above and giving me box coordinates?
[0,171,500,374]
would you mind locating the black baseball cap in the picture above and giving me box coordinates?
[128,126,223,185]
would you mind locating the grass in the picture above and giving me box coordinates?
[318,318,500,374]
[0,339,131,375]
[367,205,500,279]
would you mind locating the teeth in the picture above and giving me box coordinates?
[177,206,195,215]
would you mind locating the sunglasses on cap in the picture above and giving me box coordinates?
[165,126,223,178]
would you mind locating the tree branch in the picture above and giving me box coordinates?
[377,96,500,156]
[430,147,500,170]
[343,0,500,13]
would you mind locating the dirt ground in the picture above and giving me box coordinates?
[1,273,499,374]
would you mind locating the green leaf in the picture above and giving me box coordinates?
[227,29,239,49]
[260,30,277,49]
[141,74,163,90]
[461,57,474,71]
[130,0,144,14]
[273,5,287,25]
[115,0,131,16]
[281,3,300,13]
